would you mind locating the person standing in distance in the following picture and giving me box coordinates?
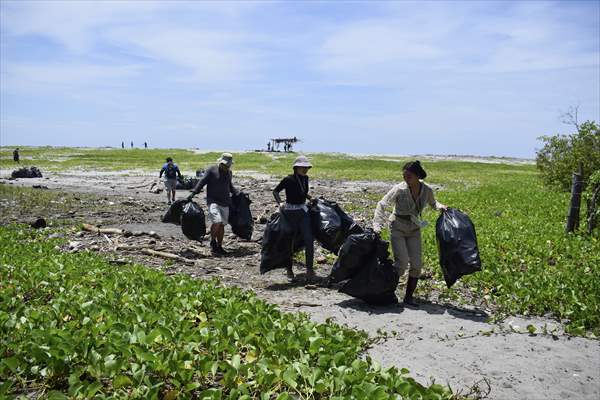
[13,148,20,163]
[159,157,183,205]
[372,160,447,306]
[188,153,239,256]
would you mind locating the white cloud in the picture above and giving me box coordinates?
[1,62,142,95]
[314,1,599,84]
[0,1,167,52]
[1,1,264,82]
[105,26,264,83]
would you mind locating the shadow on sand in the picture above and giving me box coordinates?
[337,297,489,323]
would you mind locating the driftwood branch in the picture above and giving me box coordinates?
[127,180,155,189]
[116,244,148,251]
[81,223,159,238]
[82,224,124,235]
[142,248,195,265]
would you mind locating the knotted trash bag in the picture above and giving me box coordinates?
[230,192,254,240]
[435,208,482,288]
[329,229,389,283]
[330,230,380,283]
[180,201,206,241]
[260,212,304,274]
[332,229,399,305]
[339,258,400,305]
[309,198,363,254]
[161,199,189,224]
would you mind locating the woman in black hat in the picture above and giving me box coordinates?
[372,160,447,306]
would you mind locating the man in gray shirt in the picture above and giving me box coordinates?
[188,153,239,255]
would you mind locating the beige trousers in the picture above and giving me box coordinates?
[390,220,422,278]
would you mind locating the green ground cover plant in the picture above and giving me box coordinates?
[0,226,456,399]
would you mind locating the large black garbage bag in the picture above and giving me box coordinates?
[330,230,389,283]
[330,230,379,283]
[309,198,364,254]
[436,208,482,288]
[230,192,254,240]
[181,201,206,241]
[176,176,199,190]
[331,229,399,305]
[339,258,400,305]
[11,167,42,178]
[260,212,304,274]
[161,199,188,224]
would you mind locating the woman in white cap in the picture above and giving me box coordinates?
[189,153,239,255]
[273,155,315,281]
[372,160,447,306]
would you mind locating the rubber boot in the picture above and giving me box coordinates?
[285,266,295,282]
[217,244,229,255]
[403,277,419,307]
[210,238,220,256]
[305,267,316,282]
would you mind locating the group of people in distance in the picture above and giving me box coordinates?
[159,153,447,305]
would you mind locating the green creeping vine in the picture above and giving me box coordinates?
[0,226,457,399]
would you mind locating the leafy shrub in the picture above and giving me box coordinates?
[535,121,600,191]
[0,226,456,399]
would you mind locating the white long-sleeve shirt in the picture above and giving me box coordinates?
[372,181,442,231]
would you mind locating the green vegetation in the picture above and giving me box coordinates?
[0,226,456,399]
[1,146,532,186]
[535,120,600,191]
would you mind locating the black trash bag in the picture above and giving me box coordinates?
[435,208,482,288]
[161,199,189,224]
[230,192,254,240]
[180,201,206,241]
[339,258,400,305]
[11,167,43,178]
[176,176,199,190]
[330,230,379,283]
[330,230,390,283]
[309,198,364,254]
[260,212,304,274]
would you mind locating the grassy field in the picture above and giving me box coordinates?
[0,226,455,399]
[2,146,532,188]
[1,146,599,338]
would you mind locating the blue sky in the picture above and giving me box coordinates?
[1,0,598,158]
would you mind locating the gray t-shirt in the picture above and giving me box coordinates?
[192,165,238,206]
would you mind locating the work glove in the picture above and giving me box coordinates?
[187,193,195,202]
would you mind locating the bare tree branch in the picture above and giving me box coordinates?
[560,105,580,131]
